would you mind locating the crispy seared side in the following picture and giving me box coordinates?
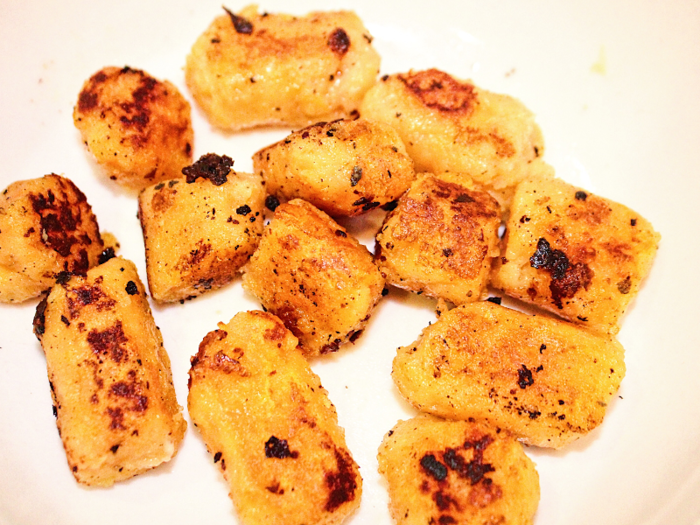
[0,174,103,303]
[34,256,186,486]
[73,66,193,190]
[138,154,264,303]
[491,176,661,333]
[185,6,380,130]
[375,172,500,305]
[392,301,625,448]
[242,199,385,357]
[378,415,539,525]
[253,118,415,217]
[360,69,553,207]
[188,310,362,525]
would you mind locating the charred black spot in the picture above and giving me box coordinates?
[530,238,569,279]
[325,448,357,511]
[55,271,72,285]
[455,193,475,203]
[223,6,253,34]
[265,195,280,212]
[236,204,252,216]
[348,330,363,343]
[265,436,298,459]
[328,28,350,55]
[29,184,91,273]
[443,444,495,485]
[381,199,399,212]
[575,190,588,201]
[33,296,48,340]
[530,237,593,308]
[125,281,138,295]
[517,364,535,389]
[214,451,222,463]
[98,246,116,264]
[182,153,233,186]
[420,454,447,481]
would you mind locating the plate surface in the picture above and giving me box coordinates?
[1,1,699,524]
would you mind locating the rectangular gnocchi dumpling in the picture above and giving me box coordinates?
[392,301,625,448]
[185,6,380,130]
[188,310,362,525]
[253,118,415,217]
[360,69,553,207]
[138,154,264,303]
[375,172,501,305]
[242,199,385,357]
[378,416,539,525]
[491,175,660,333]
[33,256,186,486]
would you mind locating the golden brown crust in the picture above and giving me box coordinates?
[0,174,103,303]
[73,66,193,190]
[35,257,186,486]
[185,6,380,130]
[378,416,539,525]
[241,199,385,357]
[138,156,264,303]
[187,310,362,525]
[392,301,626,448]
[491,176,661,333]
[360,69,552,207]
[375,172,500,305]
[253,118,415,217]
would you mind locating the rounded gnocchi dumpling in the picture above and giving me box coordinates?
[73,66,193,190]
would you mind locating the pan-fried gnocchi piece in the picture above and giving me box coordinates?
[138,154,264,303]
[392,301,625,448]
[375,172,500,305]
[360,69,553,207]
[491,176,660,334]
[73,66,193,190]
[378,416,539,525]
[33,256,186,486]
[253,118,415,217]
[185,6,380,130]
[0,174,103,303]
[242,199,384,357]
[188,310,362,525]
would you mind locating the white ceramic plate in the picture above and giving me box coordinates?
[1,1,699,524]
